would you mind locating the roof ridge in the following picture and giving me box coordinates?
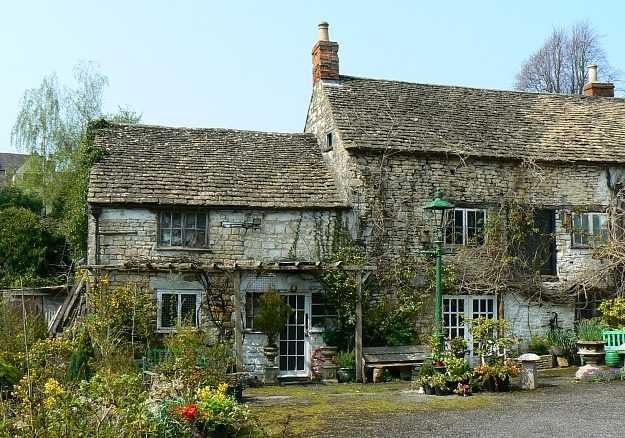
[104,122,316,137]
[338,75,624,101]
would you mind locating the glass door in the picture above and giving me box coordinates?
[279,294,310,376]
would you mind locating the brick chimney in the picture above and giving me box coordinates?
[583,64,614,97]
[312,22,339,83]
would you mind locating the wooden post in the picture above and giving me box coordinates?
[232,271,243,369]
[355,270,364,383]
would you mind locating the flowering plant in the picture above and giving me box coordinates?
[454,382,472,396]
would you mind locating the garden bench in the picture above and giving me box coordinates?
[602,330,625,367]
[363,345,429,383]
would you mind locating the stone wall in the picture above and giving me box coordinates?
[88,207,339,266]
[305,81,622,339]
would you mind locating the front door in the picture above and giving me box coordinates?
[279,294,310,376]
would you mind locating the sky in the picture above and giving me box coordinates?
[2,0,625,154]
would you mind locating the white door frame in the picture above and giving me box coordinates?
[278,292,312,377]
[443,294,497,357]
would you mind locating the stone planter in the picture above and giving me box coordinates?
[337,367,355,383]
[263,345,279,365]
[262,344,280,385]
[577,340,605,365]
[320,346,337,361]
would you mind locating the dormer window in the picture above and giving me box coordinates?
[159,211,209,248]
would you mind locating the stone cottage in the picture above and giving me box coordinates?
[87,23,625,378]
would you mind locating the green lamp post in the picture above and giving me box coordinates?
[424,189,454,352]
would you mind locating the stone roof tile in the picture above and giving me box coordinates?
[88,124,346,208]
[325,76,625,163]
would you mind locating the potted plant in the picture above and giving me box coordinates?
[430,372,449,396]
[448,337,468,358]
[576,318,606,365]
[415,360,435,394]
[254,288,293,384]
[336,351,355,383]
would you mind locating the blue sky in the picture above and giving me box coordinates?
[2,0,625,153]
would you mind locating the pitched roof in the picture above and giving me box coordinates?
[323,75,625,163]
[88,123,346,208]
[0,153,27,171]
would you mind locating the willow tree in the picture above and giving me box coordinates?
[11,61,141,259]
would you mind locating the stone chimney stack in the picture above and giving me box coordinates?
[312,22,339,83]
[583,64,614,97]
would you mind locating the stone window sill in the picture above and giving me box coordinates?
[156,246,213,253]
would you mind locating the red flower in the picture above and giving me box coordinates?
[182,404,197,420]
[174,403,198,421]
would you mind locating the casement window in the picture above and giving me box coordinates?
[156,290,202,332]
[444,208,487,246]
[311,291,337,328]
[245,291,262,330]
[572,212,608,247]
[159,211,209,248]
[443,295,496,355]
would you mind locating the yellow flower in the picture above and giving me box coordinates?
[44,378,65,398]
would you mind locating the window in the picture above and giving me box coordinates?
[159,211,208,248]
[326,132,333,149]
[245,291,262,330]
[572,212,608,247]
[157,290,202,332]
[311,292,337,328]
[445,208,486,246]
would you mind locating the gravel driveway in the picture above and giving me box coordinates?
[321,380,625,438]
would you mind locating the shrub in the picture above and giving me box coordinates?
[528,335,550,355]
[158,326,235,391]
[598,296,625,329]
[336,351,355,368]
[0,207,67,287]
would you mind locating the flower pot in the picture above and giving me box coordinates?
[337,367,355,383]
[434,387,449,396]
[423,384,434,395]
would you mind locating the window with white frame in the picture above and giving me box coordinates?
[445,208,486,246]
[157,290,202,332]
[443,295,496,355]
[572,212,608,247]
[159,211,209,248]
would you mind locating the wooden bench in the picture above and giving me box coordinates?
[363,345,430,383]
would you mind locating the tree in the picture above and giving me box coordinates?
[515,22,619,95]
[0,207,66,287]
[11,61,141,259]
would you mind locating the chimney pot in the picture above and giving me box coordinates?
[319,22,329,41]
[588,64,598,82]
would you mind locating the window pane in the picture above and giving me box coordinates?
[161,294,177,328]
[180,294,197,326]
[454,210,463,244]
[184,213,196,229]
[172,229,182,246]
[161,212,172,228]
[197,213,206,229]
[172,213,182,228]
[160,229,171,246]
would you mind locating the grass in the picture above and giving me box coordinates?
[245,382,494,436]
